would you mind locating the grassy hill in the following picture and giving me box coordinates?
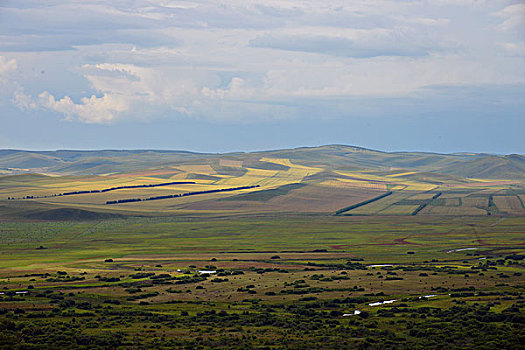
[438,154,525,179]
[0,151,64,169]
[1,145,520,179]
[0,145,523,218]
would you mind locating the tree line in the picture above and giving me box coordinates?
[106,185,260,205]
[335,191,393,215]
[8,181,196,200]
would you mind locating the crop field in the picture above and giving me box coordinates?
[342,191,413,215]
[462,196,490,207]
[493,196,525,215]
[0,215,523,349]
[406,192,437,200]
[2,153,524,219]
[421,205,488,216]
[376,204,420,215]
[182,184,386,214]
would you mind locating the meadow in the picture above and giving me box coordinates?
[0,215,523,349]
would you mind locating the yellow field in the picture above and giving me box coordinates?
[386,171,417,177]
[319,179,387,190]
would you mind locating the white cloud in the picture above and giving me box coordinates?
[34,62,207,123]
[202,77,253,99]
[249,25,454,58]
[499,42,525,56]
[0,56,23,105]
[494,3,525,32]
[403,17,450,26]
[0,56,17,75]
[2,1,524,124]
[260,54,523,98]
[12,86,37,110]
[38,91,129,124]
[0,56,17,93]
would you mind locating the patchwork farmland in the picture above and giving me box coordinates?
[2,146,524,218]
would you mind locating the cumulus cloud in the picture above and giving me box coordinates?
[32,63,163,123]
[12,86,37,110]
[33,62,210,123]
[0,56,23,104]
[38,91,129,124]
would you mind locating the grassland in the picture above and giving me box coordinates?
[0,146,524,349]
[0,215,523,349]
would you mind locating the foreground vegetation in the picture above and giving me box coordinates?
[0,216,523,349]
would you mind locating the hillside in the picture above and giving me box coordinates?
[0,145,521,179]
[0,145,524,219]
[438,154,525,179]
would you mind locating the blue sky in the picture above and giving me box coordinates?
[0,0,524,153]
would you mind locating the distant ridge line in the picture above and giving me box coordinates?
[1,145,523,179]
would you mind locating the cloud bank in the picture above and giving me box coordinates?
[0,0,524,124]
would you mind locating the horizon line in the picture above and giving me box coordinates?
[0,144,514,156]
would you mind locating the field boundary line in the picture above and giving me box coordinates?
[335,191,393,215]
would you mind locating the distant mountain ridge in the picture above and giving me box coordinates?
[0,145,523,180]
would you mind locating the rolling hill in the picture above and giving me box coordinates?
[0,145,521,179]
[438,154,525,179]
[0,145,523,219]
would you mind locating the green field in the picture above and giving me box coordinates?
[0,215,523,349]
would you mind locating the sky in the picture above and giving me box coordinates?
[0,0,524,154]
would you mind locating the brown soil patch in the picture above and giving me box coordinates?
[183,185,385,213]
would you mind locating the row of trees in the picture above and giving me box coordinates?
[106,185,260,204]
[9,181,196,200]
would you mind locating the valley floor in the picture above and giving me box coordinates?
[0,215,523,349]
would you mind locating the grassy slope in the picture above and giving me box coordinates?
[439,154,525,179]
[1,145,523,179]
[0,154,523,217]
